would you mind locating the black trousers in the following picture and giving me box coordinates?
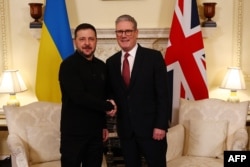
[60,134,103,167]
[120,136,167,167]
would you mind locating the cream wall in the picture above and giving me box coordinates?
[0,0,250,107]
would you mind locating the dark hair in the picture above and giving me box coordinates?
[115,14,137,30]
[74,23,97,39]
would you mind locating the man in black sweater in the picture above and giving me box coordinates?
[59,23,116,167]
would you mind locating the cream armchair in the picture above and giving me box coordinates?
[4,101,107,167]
[166,98,249,167]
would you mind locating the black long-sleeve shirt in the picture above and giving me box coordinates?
[59,51,113,136]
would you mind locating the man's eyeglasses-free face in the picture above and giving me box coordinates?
[115,30,134,36]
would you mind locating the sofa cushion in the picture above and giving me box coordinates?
[167,156,223,167]
[187,120,228,158]
[166,124,185,162]
[179,98,249,154]
[26,125,60,164]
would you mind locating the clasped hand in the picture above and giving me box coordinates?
[106,99,117,117]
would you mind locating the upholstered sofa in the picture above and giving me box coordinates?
[4,101,107,167]
[166,98,249,167]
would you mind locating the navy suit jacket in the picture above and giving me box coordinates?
[106,44,171,139]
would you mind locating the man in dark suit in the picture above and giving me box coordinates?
[106,14,171,167]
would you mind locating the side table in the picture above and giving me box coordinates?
[0,118,10,160]
[0,119,7,131]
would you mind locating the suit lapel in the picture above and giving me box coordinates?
[129,45,144,89]
[114,45,144,90]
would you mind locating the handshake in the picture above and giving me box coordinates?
[106,99,117,117]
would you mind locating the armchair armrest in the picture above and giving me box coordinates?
[7,134,29,167]
[166,124,185,162]
[231,128,248,151]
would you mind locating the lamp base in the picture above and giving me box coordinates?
[7,94,20,107]
[227,96,240,103]
[227,91,240,103]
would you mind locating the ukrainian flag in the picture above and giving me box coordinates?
[35,0,74,102]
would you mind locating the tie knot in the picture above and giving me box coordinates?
[124,53,130,58]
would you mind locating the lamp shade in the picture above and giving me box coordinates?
[220,67,246,90]
[0,70,27,94]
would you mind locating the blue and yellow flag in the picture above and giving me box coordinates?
[35,0,74,102]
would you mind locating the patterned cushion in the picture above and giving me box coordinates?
[187,120,228,158]
[26,125,60,164]
[166,124,185,161]
[179,98,249,155]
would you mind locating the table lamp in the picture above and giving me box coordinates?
[0,70,27,106]
[220,67,246,102]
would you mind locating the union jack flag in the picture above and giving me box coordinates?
[165,0,209,125]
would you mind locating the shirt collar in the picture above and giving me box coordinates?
[122,44,138,58]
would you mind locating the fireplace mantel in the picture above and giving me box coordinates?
[96,28,170,39]
[29,27,215,61]
[94,28,172,61]
[30,27,214,40]
[96,27,213,39]
[94,28,214,61]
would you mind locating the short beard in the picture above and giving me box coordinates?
[77,49,94,60]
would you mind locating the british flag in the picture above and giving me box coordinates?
[165,0,209,125]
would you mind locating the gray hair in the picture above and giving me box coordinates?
[115,14,137,30]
